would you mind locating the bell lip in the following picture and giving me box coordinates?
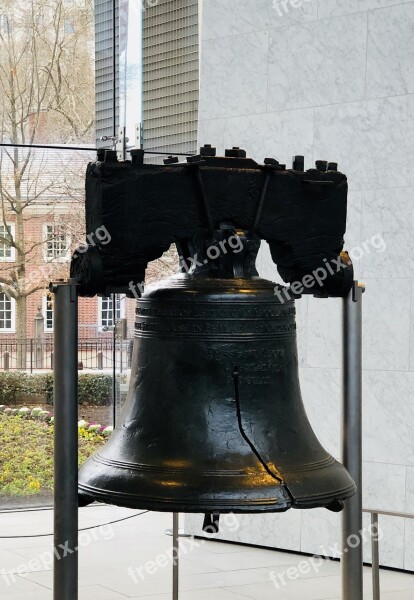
[77,478,356,514]
[78,483,292,513]
[289,481,357,509]
[77,482,354,513]
[78,452,357,514]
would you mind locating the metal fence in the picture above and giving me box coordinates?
[0,339,133,372]
[364,508,414,600]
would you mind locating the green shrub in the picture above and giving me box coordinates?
[32,373,54,404]
[77,373,112,406]
[0,372,26,404]
[0,371,112,406]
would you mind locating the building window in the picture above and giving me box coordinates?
[0,292,15,332]
[42,294,54,332]
[64,20,75,34]
[99,295,125,331]
[43,224,71,261]
[0,223,15,262]
[0,14,10,34]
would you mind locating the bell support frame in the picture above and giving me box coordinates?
[52,278,364,600]
[341,281,365,600]
[51,279,79,600]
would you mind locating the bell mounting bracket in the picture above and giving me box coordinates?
[70,144,353,299]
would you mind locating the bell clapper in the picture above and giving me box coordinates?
[202,513,221,534]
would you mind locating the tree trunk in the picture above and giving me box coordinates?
[16,296,27,370]
[15,196,27,369]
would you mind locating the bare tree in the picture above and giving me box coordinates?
[0,0,94,362]
[145,247,179,285]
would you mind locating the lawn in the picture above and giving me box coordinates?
[0,415,105,497]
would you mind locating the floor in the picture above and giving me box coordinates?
[0,506,413,599]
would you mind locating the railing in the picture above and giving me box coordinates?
[0,338,134,371]
[364,508,414,599]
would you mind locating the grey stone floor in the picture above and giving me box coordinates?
[0,506,413,599]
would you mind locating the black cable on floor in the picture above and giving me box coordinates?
[0,510,150,539]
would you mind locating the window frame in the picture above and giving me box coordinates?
[0,291,16,333]
[42,294,54,332]
[64,20,75,34]
[43,223,71,263]
[0,14,10,34]
[98,295,125,332]
[0,222,16,262]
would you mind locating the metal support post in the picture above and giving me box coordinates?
[52,280,78,600]
[112,293,117,427]
[341,281,364,600]
[172,513,179,600]
[371,512,380,600]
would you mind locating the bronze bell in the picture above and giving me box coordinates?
[78,230,356,514]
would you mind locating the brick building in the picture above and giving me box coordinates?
[0,149,136,344]
[0,0,191,350]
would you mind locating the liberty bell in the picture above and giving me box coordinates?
[74,146,356,515]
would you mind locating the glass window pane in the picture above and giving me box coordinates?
[0,224,14,260]
[0,0,144,513]
[0,292,14,331]
[100,296,124,329]
[0,0,132,513]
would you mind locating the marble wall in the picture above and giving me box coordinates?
[185,0,414,570]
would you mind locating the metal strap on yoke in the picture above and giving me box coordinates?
[252,169,273,233]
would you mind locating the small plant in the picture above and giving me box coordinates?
[102,426,113,437]
[31,407,43,419]
[87,423,101,433]
[39,410,52,422]
[18,407,31,418]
